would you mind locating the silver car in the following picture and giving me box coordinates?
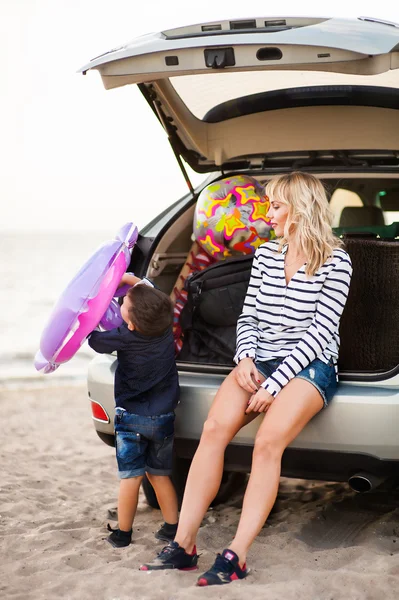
[80,16,399,506]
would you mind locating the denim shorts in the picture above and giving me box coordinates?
[255,357,337,408]
[114,408,175,479]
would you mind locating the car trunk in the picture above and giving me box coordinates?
[132,173,399,383]
[79,16,399,382]
[79,16,399,174]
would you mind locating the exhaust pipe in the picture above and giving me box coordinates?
[348,471,387,493]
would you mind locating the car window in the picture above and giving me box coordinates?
[378,189,399,226]
[383,211,399,225]
[329,189,363,228]
[329,182,399,229]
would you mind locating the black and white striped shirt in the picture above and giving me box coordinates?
[234,241,352,398]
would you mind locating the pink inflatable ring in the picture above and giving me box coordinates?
[34,222,138,374]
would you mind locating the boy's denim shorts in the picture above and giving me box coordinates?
[255,357,337,408]
[114,408,175,479]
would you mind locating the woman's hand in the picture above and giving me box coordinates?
[245,387,274,414]
[235,358,261,393]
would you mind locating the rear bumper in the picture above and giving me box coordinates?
[88,354,399,478]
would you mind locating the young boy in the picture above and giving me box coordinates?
[88,275,179,548]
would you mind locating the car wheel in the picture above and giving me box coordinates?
[141,457,247,509]
[212,470,247,506]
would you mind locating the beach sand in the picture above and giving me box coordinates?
[1,383,398,600]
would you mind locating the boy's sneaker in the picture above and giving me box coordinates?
[196,549,248,586]
[155,522,178,542]
[139,541,198,571]
[106,524,132,548]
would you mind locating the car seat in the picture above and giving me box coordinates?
[339,206,385,227]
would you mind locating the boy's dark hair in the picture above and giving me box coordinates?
[126,285,173,336]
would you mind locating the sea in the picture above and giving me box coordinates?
[0,230,111,387]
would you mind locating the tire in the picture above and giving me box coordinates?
[141,456,247,509]
[212,470,247,505]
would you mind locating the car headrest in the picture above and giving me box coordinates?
[339,206,385,227]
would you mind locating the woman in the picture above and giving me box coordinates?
[140,172,353,586]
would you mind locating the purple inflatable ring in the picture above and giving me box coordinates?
[34,222,138,374]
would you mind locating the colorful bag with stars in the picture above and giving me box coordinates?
[193,175,274,261]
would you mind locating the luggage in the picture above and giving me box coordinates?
[177,256,253,365]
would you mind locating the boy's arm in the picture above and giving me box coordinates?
[89,274,157,353]
[88,328,126,354]
[117,273,155,290]
[118,273,142,287]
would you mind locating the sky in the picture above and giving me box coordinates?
[2,0,399,233]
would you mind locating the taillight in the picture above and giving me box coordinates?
[91,400,110,423]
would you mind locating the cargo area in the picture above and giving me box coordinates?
[139,174,399,380]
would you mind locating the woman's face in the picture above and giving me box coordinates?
[267,198,289,237]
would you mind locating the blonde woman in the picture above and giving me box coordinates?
[140,172,353,586]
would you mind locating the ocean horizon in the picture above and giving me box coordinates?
[1,230,113,385]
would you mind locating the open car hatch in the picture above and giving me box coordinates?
[79,17,399,172]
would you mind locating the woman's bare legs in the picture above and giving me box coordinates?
[228,378,324,566]
[174,368,260,552]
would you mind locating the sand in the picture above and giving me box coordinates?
[1,383,398,600]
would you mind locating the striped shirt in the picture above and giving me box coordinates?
[234,241,353,398]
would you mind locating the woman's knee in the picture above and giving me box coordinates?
[253,431,285,461]
[201,417,229,444]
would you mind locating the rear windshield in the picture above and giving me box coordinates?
[330,186,399,228]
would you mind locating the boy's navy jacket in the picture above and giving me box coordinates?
[88,324,179,416]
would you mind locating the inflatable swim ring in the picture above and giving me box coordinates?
[34,222,138,374]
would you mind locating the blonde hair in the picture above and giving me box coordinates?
[265,172,342,276]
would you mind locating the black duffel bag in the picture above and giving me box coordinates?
[177,256,254,365]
